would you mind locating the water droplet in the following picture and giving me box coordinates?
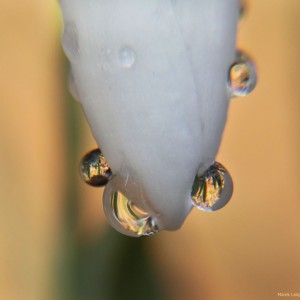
[104,189,159,237]
[228,50,257,97]
[118,47,136,68]
[79,149,112,187]
[62,22,79,62]
[191,162,233,211]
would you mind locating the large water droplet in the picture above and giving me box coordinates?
[79,149,112,187]
[228,50,257,97]
[62,22,79,62]
[191,162,233,211]
[118,47,136,68]
[104,189,159,237]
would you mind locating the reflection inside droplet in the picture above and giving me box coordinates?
[110,190,158,237]
[118,46,136,68]
[191,162,233,211]
[79,149,112,187]
[228,50,257,97]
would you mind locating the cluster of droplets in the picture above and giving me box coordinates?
[80,149,159,237]
[73,2,257,237]
[80,149,234,237]
[76,50,256,237]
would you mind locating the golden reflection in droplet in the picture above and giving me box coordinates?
[229,50,257,97]
[191,162,233,211]
[111,191,158,237]
[80,148,112,187]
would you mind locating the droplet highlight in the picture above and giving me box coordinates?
[105,190,159,237]
[79,149,112,187]
[62,22,79,62]
[228,50,257,97]
[118,47,136,68]
[191,162,233,211]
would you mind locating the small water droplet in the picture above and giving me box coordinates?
[191,162,233,211]
[228,50,257,97]
[79,149,112,187]
[104,189,158,237]
[62,22,79,62]
[118,47,136,68]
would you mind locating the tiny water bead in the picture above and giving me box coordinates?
[105,190,159,237]
[79,149,112,187]
[191,162,233,211]
[228,50,257,97]
[118,46,136,68]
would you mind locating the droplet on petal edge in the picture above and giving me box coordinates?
[191,162,233,211]
[104,189,159,237]
[228,50,257,97]
[79,149,112,187]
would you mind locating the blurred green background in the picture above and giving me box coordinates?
[1,1,300,299]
